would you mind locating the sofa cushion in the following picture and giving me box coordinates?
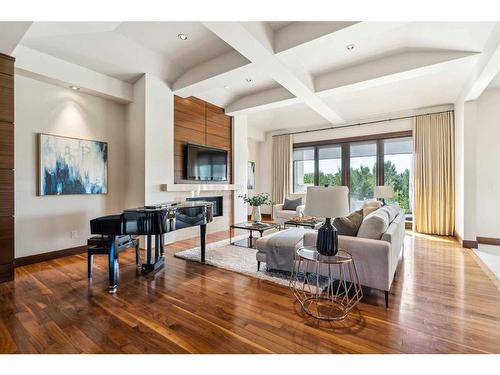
[384,204,400,222]
[275,210,298,220]
[363,200,382,209]
[333,209,363,236]
[357,208,390,240]
[283,197,303,211]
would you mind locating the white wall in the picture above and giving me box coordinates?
[124,75,146,208]
[144,74,174,206]
[247,138,261,214]
[15,75,127,257]
[474,87,500,239]
[233,115,248,223]
[454,100,465,239]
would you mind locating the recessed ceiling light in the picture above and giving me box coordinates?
[178,33,188,41]
[224,85,230,89]
[245,78,252,83]
[346,44,355,51]
[70,86,80,91]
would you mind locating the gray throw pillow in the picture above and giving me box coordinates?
[282,197,302,211]
[332,209,363,236]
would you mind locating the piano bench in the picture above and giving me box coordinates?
[87,235,141,278]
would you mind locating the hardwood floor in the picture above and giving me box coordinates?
[1,230,499,353]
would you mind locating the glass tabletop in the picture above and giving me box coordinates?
[297,246,352,264]
[231,222,279,230]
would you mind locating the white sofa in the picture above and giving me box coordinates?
[272,193,306,225]
[256,204,406,308]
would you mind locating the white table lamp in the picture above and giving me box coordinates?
[375,185,394,205]
[304,186,349,256]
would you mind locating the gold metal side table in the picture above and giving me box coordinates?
[289,246,363,321]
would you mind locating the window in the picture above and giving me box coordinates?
[318,145,342,187]
[293,147,315,193]
[383,137,413,216]
[292,132,413,218]
[349,141,377,210]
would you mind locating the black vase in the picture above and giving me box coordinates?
[316,217,338,256]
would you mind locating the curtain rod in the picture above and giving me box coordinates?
[271,110,454,138]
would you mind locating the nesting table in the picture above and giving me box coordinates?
[289,246,363,321]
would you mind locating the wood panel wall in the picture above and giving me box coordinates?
[0,53,15,283]
[174,96,232,183]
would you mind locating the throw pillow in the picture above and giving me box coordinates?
[363,205,379,218]
[357,209,391,240]
[332,209,364,236]
[283,197,302,211]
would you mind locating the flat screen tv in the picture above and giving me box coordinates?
[186,144,228,181]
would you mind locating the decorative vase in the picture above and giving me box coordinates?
[251,205,262,223]
[316,217,339,256]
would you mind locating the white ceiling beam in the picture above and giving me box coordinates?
[14,46,133,103]
[226,87,299,116]
[0,22,33,55]
[317,50,480,96]
[461,24,500,101]
[276,22,407,57]
[172,50,251,97]
[203,22,344,124]
[274,21,359,53]
[225,50,479,116]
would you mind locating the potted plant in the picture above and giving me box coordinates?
[238,192,274,223]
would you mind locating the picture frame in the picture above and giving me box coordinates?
[37,133,108,196]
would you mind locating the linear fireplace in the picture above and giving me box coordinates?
[186,196,223,217]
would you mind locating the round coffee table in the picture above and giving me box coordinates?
[289,246,363,321]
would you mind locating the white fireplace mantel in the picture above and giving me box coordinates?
[160,183,243,192]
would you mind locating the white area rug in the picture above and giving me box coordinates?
[174,235,291,287]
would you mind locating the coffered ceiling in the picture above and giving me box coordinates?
[3,21,500,133]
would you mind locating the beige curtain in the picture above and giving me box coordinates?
[272,134,292,205]
[413,111,455,236]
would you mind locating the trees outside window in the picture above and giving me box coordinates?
[350,142,377,210]
[318,145,342,187]
[383,137,413,215]
[293,147,315,193]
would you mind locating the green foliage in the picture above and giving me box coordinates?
[319,169,342,186]
[384,160,411,214]
[299,160,411,214]
[350,165,376,201]
[238,192,274,207]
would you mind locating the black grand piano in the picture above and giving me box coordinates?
[89,201,213,292]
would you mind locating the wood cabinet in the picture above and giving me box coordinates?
[0,53,14,283]
[174,96,232,183]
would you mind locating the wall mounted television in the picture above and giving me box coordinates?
[186,143,228,181]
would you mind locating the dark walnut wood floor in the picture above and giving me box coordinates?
[1,230,499,354]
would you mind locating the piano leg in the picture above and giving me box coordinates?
[160,234,164,257]
[146,234,152,265]
[200,224,206,263]
[154,235,159,262]
[108,241,119,293]
[141,234,165,273]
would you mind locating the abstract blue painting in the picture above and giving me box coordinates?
[38,134,108,195]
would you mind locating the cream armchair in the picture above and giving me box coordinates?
[272,193,306,225]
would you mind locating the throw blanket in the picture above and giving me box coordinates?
[266,228,312,272]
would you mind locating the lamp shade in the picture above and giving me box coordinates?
[304,186,349,218]
[375,185,394,199]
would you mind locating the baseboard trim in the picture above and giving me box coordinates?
[15,245,87,267]
[455,232,478,249]
[477,237,500,246]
